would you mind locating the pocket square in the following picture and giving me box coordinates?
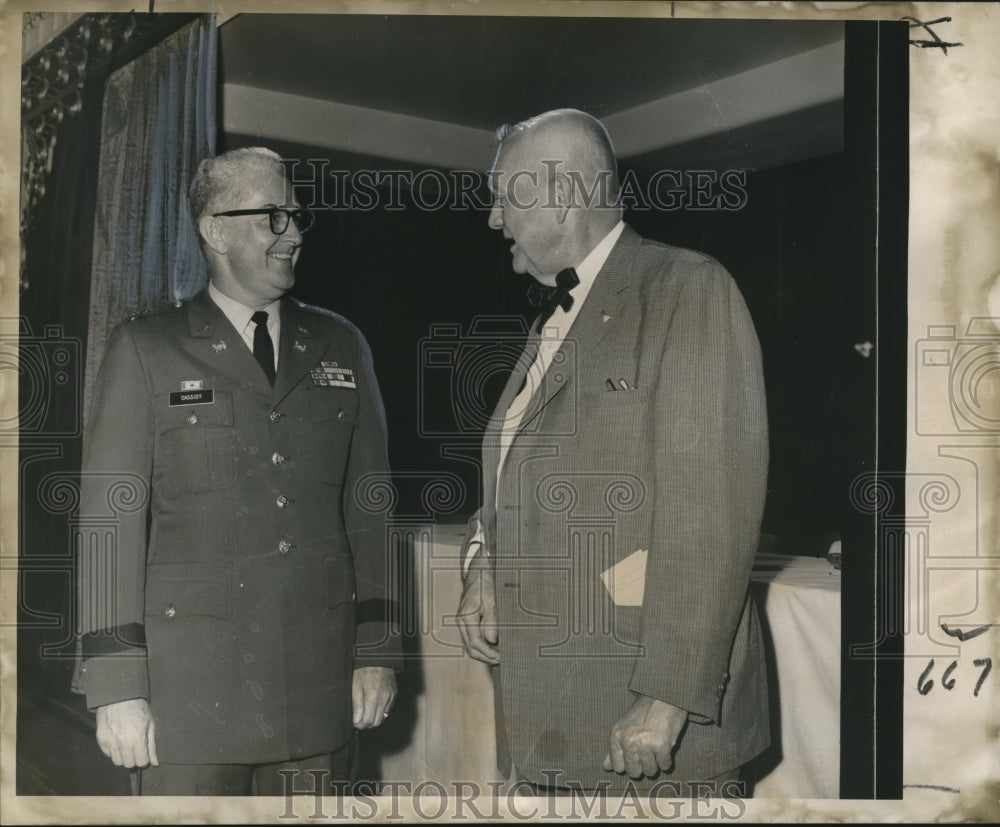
[600,549,648,606]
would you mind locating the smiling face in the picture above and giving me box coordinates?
[206,166,303,308]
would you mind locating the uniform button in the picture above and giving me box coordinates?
[269,410,281,422]
[271,452,285,465]
[337,410,345,420]
[278,540,292,554]
[250,622,260,633]
[187,413,198,425]
[244,653,254,664]
[276,495,293,509]
[165,605,176,618]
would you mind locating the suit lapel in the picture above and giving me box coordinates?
[515,225,641,432]
[482,334,539,536]
[272,299,330,405]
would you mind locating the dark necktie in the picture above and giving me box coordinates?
[251,310,276,384]
[527,267,580,333]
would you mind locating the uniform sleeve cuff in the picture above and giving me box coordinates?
[80,654,150,711]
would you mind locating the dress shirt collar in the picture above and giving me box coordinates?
[208,280,281,339]
[538,219,625,337]
[573,219,626,285]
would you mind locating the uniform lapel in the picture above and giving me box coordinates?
[184,288,272,393]
[272,298,330,405]
[515,225,641,432]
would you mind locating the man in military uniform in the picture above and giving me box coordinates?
[76,147,400,795]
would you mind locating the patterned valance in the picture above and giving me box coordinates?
[20,12,164,293]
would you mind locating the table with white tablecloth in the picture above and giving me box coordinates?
[749,552,841,798]
[378,525,841,798]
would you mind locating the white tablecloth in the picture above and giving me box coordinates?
[750,553,841,798]
[379,527,841,798]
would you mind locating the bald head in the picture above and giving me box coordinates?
[496,109,621,214]
[487,109,622,283]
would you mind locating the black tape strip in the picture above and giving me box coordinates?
[355,599,400,626]
[80,623,147,658]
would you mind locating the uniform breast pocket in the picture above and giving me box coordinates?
[308,389,359,485]
[155,391,237,493]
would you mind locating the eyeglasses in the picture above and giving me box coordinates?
[212,207,316,235]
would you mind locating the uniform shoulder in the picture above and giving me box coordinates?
[124,300,187,324]
[112,300,188,342]
[289,299,373,353]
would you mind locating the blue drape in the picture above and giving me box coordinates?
[84,15,216,422]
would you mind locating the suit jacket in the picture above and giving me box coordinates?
[476,225,769,789]
[76,288,401,764]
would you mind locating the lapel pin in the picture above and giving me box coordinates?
[601,312,612,323]
[293,341,307,353]
[297,325,310,335]
[212,340,227,353]
[181,380,204,390]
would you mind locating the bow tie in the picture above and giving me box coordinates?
[527,267,580,333]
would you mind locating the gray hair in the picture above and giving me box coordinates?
[188,146,286,223]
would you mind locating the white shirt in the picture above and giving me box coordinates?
[208,281,281,371]
[464,220,625,574]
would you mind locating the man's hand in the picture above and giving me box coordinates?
[602,696,688,779]
[95,698,159,769]
[352,666,396,729]
[456,565,499,665]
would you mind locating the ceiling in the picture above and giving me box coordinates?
[219,14,845,171]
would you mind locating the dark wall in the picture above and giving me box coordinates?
[626,153,851,556]
[230,132,854,555]
[288,175,530,522]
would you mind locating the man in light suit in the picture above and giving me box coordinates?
[77,147,400,795]
[456,110,769,794]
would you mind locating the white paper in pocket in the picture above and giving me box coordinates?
[600,549,648,607]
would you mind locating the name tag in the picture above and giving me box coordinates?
[169,389,214,406]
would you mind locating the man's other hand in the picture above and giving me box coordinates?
[95,698,159,768]
[602,696,688,779]
[456,566,499,665]
[352,666,397,729]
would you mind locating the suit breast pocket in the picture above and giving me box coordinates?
[307,388,359,485]
[154,391,236,493]
[579,388,650,408]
